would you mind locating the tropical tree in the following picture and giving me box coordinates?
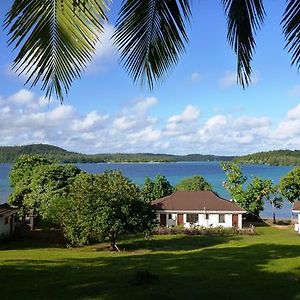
[8,155,53,221]
[29,163,82,223]
[142,177,155,202]
[221,161,246,204]
[4,1,300,102]
[175,175,212,191]
[152,174,174,200]
[142,174,174,201]
[221,162,280,218]
[59,171,155,248]
[280,166,300,203]
[9,155,82,227]
[265,184,283,224]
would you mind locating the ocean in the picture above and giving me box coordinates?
[0,161,295,219]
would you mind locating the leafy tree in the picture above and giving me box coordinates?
[221,162,246,203]
[243,177,274,217]
[265,184,283,224]
[280,167,300,203]
[221,162,279,218]
[8,155,81,227]
[152,174,174,200]
[175,175,212,191]
[142,177,155,202]
[29,164,82,224]
[59,171,155,248]
[8,155,53,220]
[5,1,300,101]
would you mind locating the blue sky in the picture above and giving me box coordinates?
[0,1,300,155]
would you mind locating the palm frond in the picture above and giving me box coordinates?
[113,0,191,90]
[5,0,108,102]
[282,0,300,70]
[222,0,265,88]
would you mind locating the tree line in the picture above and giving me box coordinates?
[0,144,234,163]
[235,150,300,166]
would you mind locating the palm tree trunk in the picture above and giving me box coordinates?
[273,211,276,224]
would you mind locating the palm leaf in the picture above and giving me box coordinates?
[113,0,191,90]
[222,0,265,87]
[282,0,300,70]
[5,0,108,102]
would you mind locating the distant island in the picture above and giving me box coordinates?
[234,150,300,166]
[0,144,234,163]
[0,144,299,166]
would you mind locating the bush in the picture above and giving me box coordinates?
[153,225,256,236]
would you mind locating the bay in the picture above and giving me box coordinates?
[0,162,294,219]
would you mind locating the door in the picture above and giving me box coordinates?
[232,214,238,227]
[160,214,166,226]
[177,213,183,226]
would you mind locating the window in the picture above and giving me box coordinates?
[219,214,225,223]
[4,217,9,225]
[205,214,209,220]
[168,214,172,220]
[186,214,198,223]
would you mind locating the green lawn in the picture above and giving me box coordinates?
[1,225,300,300]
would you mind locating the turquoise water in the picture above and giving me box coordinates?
[0,162,294,218]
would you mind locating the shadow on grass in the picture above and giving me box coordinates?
[119,234,239,251]
[0,238,65,250]
[0,241,300,300]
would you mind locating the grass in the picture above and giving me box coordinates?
[0,225,300,300]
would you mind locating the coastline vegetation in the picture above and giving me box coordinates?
[1,144,299,166]
[235,149,300,166]
[0,144,235,163]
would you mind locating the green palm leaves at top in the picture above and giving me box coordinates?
[113,0,191,89]
[4,0,300,102]
[5,0,108,102]
[222,0,265,87]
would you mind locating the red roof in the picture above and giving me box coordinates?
[152,191,245,212]
[293,201,300,212]
[0,204,17,217]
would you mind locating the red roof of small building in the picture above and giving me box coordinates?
[293,201,300,212]
[0,204,17,217]
[152,191,245,212]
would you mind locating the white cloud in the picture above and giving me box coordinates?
[168,105,200,123]
[72,111,109,132]
[288,85,300,97]
[188,72,202,84]
[113,116,137,131]
[87,24,117,73]
[8,89,35,105]
[219,71,237,88]
[219,71,259,89]
[2,89,300,155]
[273,104,300,140]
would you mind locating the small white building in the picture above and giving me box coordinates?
[292,202,300,234]
[0,204,17,239]
[152,191,246,229]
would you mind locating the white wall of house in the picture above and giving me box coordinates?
[156,212,243,229]
[0,216,11,237]
[293,212,300,234]
[184,213,234,229]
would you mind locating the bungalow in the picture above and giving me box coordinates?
[0,204,17,238]
[292,202,300,234]
[152,191,246,229]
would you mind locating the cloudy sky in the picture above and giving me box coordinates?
[0,1,300,155]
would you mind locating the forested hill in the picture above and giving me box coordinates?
[0,144,235,163]
[235,150,300,166]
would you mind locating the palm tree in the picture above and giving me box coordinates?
[4,0,300,102]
